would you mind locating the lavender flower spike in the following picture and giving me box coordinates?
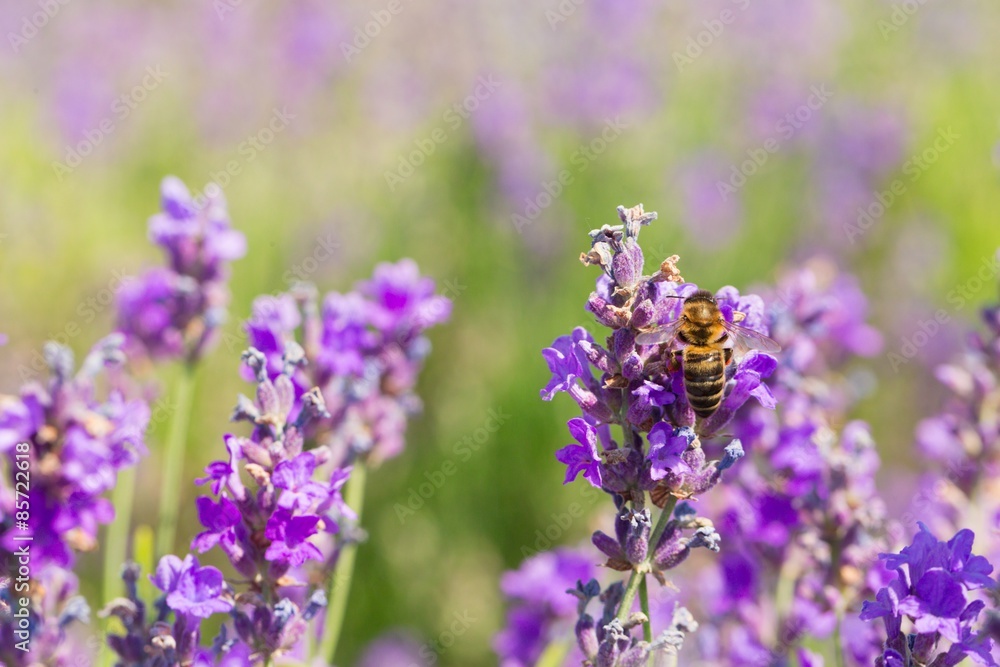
[117,176,246,363]
[861,524,997,667]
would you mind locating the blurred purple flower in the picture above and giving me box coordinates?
[494,549,596,666]
[151,554,233,620]
[244,260,450,467]
[0,337,148,570]
[117,176,246,364]
[861,524,996,665]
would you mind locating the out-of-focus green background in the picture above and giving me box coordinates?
[1,0,1000,664]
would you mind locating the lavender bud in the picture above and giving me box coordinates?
[673,502,697,524]
[58,596,91,628]
[282,340,307,372]
[600,582,624,627]
[652,528,690,572]
[617,204,657,237]
[611,241,643,290]
[622,353,643,381]
[624,508,651,564]
[717,439,745,472]
[303,590,327,621]
[232,394,261,423]
[596,619,630,667]
[242,347,269,383]
[617,645,651,667]
[576,614,599,659]
[593,530,626,562]
[688,526,721,552]
[43,341,75,381]
[271,598,297,636]
[654,605,699,654]
[589,293,630,329]
[629,299,655,330]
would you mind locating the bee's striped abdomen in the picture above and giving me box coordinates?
[682,347,725,418]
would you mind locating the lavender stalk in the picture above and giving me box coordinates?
[318,461,366,661]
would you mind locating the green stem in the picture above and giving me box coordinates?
[647,496,677,557]
[617,496,677,623]
[617,569,643,623]
[639,577,652,643]
[155,363,198,559]
[318,462,368,663]
[103,467,136,604]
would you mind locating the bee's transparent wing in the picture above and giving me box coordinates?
[721,319,781,355]
[636,319,684,346]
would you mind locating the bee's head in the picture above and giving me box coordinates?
[683,290,719,325]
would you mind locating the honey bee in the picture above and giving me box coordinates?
[636,289,780,421]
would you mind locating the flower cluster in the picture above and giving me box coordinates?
[497,204,777,663]
[0,567,91,666]
[244,259,451,467]
[861,524,997,666]
[688,258,897,665]
[0,336,148,663]
[109,349,346,664]
[102,557,235,666]
[544,205,773,498]
[0,336,150,569]
[493,549,596,666]
[911,299,1000,546]
[116,176,246,364]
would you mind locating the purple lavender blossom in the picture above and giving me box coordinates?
[103,560,246,666]
[555,418,604,488]
[665,257,896,665]
[0,336,149,569]
[861,524,997,666]
[184,349,346,661]
[117,176,246,364]
[243,260,450,467]
[1,567,90,666]
[506,204,762,663]
[494,549,596,667]
[151,555,233,620]
[107,348,343,665]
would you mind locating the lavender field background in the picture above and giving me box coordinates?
[2,0,1000,665]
